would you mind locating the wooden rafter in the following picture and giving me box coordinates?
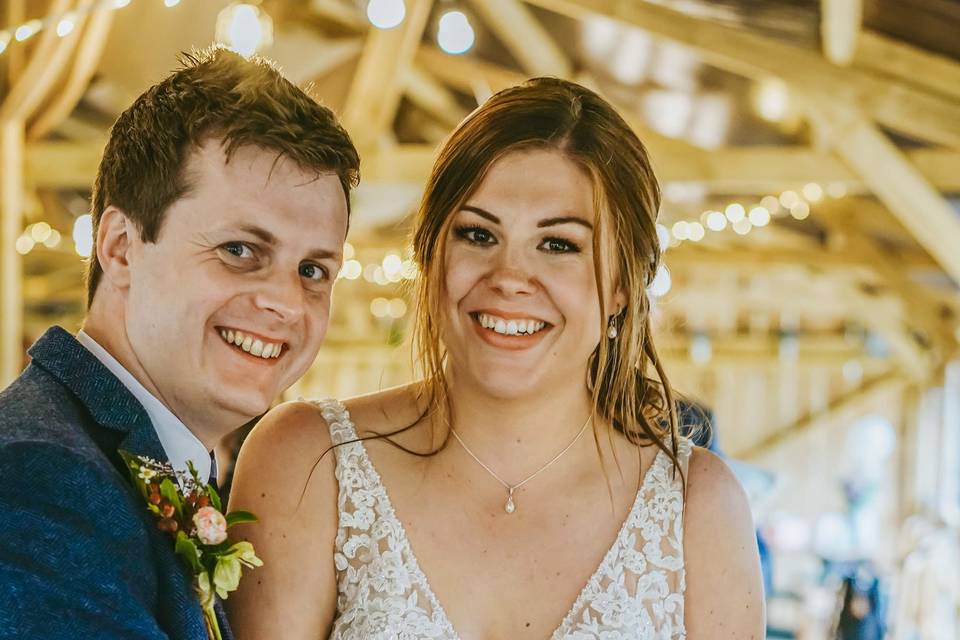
[525,0,960,148]
[341,0,433,150]
[467,0,571,77]
[735,370,907,459]
[812,105,960,287]
[820,0,861,65]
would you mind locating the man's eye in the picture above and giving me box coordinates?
[300,263,328,281]
[223,242,254,259]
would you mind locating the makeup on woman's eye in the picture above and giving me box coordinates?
[453,224,497,246]
[539,236,582,253]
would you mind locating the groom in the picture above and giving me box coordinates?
[0,48,358,639]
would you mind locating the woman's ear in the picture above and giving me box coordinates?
[612,288,628,315]
[96,206,135,291]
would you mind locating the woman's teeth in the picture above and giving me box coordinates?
[218,329,283,359]
[477,313,547,336]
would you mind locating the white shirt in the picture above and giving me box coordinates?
[77,330,214,484]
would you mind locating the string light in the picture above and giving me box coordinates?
[73,215,93,258]
[216,3,273,58]
[367,0,406,30]
[725,203,745,223]
[437,10,475,55]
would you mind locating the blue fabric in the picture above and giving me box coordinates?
[0,326,233,639]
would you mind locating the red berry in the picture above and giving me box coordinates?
[161,503,176,518]
[197,496,210,508]
[157,518,178,533]
[148,492,161,505]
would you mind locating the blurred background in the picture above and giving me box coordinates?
[1,0,959,637]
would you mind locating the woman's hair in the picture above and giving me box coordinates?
[410,77,682,476]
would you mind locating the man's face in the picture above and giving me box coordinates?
[122,141,347,428]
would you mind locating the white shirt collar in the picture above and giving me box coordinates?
[76,330,214,484]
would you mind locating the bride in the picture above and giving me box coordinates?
[226,77,764,639]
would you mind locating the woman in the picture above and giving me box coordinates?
[227,78,764,639]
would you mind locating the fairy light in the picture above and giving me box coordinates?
[671,221,690,241]
[725,203,745,223]
[779,190,800,209]
[15,236,34,255]
[790,201,810,220]
[706,210,727,231]
[437,10,475,55]
[30,222,52,244]
[56,17,75,37]
[216,3,273,58]
[73,214,93,257]
[687,221,705,242]
[732,218,752,235]
[15,20,41,42]
[367,0,406,29]
[802,183,824,202]
[748,206,771,227]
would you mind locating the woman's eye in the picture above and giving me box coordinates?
[300,263,328,281]
[539,237,580,253]
[456,225,495,245]
[222,242,254,259]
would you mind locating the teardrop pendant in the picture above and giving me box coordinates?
[504,493,516,514]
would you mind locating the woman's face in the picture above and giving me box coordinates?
[441,148,620,400]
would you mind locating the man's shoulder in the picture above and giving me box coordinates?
[0,363,102,452]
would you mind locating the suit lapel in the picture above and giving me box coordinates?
[27,326,167,464]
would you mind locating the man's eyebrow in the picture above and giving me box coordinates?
[230,225,341,261]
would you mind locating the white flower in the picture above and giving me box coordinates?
[138,467,157,481]
[192,506,228,545]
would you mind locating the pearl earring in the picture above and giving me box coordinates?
[607,316,618,340]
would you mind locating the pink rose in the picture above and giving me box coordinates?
[193,506,228,545]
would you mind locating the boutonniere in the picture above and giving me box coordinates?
[120,451,262,640]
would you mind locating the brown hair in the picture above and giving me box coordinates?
[86,46,360,307]
[411,77,682,476]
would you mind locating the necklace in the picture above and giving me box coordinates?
[450,413,592,514]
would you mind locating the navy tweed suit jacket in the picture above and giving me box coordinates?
[0,326,233,639]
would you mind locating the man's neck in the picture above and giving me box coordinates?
[81,314,229,450]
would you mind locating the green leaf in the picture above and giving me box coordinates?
[174,531,203,574]
[159,478,183,518]
[207,485,222,512]
[118,450,148,499]
[225,511,258,527]
[213,557,241,599]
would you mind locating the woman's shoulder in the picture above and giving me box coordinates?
[683,446,757,561]
[340,382,428,442]
[685,447,751,519]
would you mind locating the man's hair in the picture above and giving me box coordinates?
[86,46,360,307]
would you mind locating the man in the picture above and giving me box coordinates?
[0,47,359,639]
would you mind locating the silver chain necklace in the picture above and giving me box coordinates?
[450,414,592,514]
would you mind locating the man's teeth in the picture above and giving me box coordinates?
[218,329,283,359]
[477,313,546,336]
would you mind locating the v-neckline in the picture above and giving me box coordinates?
[331,400,668,640]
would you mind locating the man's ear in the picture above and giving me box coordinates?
[96,206,136,290]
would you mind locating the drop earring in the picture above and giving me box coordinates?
[607,315,618,340]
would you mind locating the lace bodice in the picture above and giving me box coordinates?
[316,399,691,639]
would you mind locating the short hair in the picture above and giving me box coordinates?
[86,46,360,307]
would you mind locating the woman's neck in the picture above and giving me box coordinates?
[441,378,597,476]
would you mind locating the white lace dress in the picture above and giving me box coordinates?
[316,399,691,640]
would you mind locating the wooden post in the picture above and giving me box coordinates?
[0,120,25,385]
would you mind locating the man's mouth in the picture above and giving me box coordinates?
[217,327,286,359]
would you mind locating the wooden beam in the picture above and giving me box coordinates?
[27,135,960,202]
[404,66,468,129]
[341,0,433,150]
[525,0,960,148]
[0,121,24,385]
[853,31,960,102]
[820,0,861,65]
[817,107,960,286]
[467,0,571,77]
[735,371,907,459]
